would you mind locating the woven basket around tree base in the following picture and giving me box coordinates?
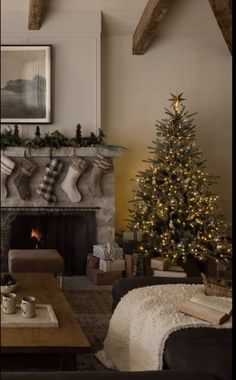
[202,274,232,298]
[204,282,232,298]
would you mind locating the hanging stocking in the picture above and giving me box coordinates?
[14,158,36,200]
[37,158,63,204]
[1,156,15,199]
[61,156,87,203]
[88,154,112,198]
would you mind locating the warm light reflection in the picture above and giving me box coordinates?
[31,228,43,241]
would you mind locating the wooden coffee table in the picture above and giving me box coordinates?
[1,273,90,371]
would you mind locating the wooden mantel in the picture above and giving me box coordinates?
[208,0,232,54]
[28,0,43,30]
[132,0,169,55]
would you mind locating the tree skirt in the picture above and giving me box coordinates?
[64,289,115,372]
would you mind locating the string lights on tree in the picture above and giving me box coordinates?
[128,93,232,265]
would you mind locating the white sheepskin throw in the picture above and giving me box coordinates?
[96,284,232,371]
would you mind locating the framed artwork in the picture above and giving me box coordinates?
[1,45,52,124]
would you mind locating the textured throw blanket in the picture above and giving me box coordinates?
[96,284,232,371]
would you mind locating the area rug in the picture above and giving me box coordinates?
[64,289,115,371]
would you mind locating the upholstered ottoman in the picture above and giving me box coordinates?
[8,249,65,287]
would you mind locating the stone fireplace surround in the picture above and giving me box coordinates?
[1,146,122,273]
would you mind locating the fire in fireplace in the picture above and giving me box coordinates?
[31,228,44,249]
[6,209,97,275]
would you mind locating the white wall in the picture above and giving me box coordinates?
[101,0,232,231]
[1,0,232,232]
[1,6,101,139]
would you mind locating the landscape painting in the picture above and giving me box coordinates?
[1,45,51,124]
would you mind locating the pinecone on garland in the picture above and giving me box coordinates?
[13,125,20,143]
[35,126,41,137]
[75,124,82,145]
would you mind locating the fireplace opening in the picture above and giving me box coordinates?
[9,211,97,275]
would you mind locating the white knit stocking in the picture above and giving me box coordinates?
[1,170,10,199]
[1,156,15,199]
[61,156,87,203]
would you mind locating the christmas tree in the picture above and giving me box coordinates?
[128,93,232,265]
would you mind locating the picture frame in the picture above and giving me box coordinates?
[1,45,52,124]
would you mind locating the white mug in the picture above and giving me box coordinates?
[21,296,36,318]
[1,293,16,314]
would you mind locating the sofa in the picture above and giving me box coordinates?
[2,276,232,380]
[112,276,232,380]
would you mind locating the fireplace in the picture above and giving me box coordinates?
[4,208,97,275]
[1,147,122,274]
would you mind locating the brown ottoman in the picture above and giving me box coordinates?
[8,249,65,287]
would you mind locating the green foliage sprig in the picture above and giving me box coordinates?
[0,127,22,149]
[24,130,75,149]
[0,126,127,152]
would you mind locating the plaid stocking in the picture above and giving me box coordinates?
[14,158,36,200]
[1,156,15,199]
[61,156,87,203]
[37,158,63,204]
[88,154,112,198]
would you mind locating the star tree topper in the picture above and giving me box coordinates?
[168,92,186,112]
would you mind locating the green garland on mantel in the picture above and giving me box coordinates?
[0,124,127,152]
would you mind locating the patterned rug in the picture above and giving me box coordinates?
[64,289,115,371]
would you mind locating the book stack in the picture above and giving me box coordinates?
[123,231,143,242]
[151,257,187,278]
[178,293,232,325]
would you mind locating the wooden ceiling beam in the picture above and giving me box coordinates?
[208,0,232,54]
[132,0,169,55]
[28,0,44,30]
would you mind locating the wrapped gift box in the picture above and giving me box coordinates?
[125,254,134,277]
[123,231,143,242]
[93,243,123,261]
[99,259,125,272]
[107,242,123,260]
[86,266,123,285]
[121,240,140,254]
[150,257,171,271]
[93,245,108,260]
[87,254,99,269]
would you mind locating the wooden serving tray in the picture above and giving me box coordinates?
[1,304,59,328]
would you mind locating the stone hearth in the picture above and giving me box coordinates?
[1,147,122,273]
